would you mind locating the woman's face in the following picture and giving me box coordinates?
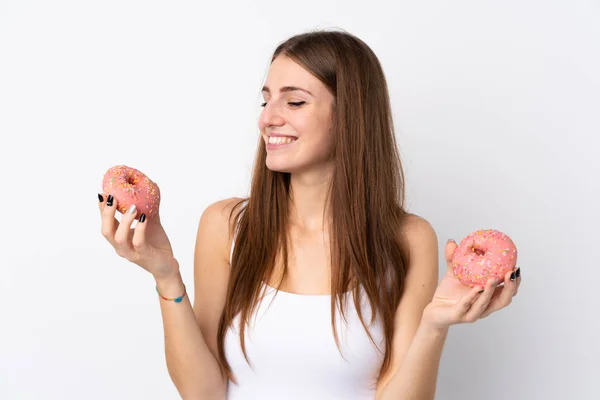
[259,55,335,174]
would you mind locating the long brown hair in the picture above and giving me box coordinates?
[217,29,411,384]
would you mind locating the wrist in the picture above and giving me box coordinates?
[154,271,185,297]
[419,319,449,337]
[152,257,180,282]
[420,305,451,336]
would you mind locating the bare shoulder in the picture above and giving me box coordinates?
[197,197,247,261]
[201,196,246,224]
[398,213,440,282]
[192,197,246,356]
[376,213,440,394]
[399,213,438,253]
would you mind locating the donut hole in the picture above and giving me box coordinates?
[471,246,487,256]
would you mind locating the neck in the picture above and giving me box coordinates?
[288,165,333,232]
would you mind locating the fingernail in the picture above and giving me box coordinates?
[98,193,104,202]
[510,271,516,281]
[139,213,146,223]
[127,204,137,215]
[447,239,455,244]
[107,195,113,207]
[478,289,484,294]
[516,268,521,278]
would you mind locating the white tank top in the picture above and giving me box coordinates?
[224,208,385,400]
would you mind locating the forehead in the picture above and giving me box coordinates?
[264,55,325,95]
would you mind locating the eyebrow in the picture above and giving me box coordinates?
[261,85,314,97]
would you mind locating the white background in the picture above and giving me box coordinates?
[1,0,598,399]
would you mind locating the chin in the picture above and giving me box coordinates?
[265,154,307,173]
[265,161,294,173]
[265,156,332,175]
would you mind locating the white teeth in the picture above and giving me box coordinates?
[268,136,297,145]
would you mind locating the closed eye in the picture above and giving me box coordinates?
[260,101,306,108]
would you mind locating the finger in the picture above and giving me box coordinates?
[131,212,150,255]
[464,277,498,322]
[97,193,105,213]
[100,194,119,246]
[113,202,138,259]
[98,192,111,216]
[444,239,458,274]
[480,269,518,319]
[514,267,521,296]
[453,284,484,320]
[444,239,457,264]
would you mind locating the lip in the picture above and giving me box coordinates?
[268,133,298,139]
[266,134,298,151]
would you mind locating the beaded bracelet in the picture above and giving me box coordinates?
[155,284,186,303]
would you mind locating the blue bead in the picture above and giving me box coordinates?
[175,297,182,303]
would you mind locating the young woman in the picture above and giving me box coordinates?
[98,30,521,400]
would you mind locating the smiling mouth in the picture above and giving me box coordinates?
[268,136,298,145]
[266,135,298,150]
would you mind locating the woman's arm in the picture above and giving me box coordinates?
[157,270,226,399]
[376,318,448,400]
[159,199,237,399]
[375,215,444,400]
[376,216,521,400]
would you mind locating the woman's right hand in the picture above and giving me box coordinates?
[98,193,179,281]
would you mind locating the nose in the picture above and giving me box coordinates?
[259,101,285,130]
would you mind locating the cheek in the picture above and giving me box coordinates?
[258,112,266,131]
[297,117,334,159]
[311,114,334,146]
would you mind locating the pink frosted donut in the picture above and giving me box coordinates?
[102,165,160,220]
[452,229,518,287]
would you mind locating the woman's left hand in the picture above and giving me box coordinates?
[422,239,522,331]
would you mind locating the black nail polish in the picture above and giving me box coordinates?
[139,213,146,223]
[478,289,484,294]
[516,268,521,278]
[510,271,516,281]
[107,195,114,207]
[98,193,104,202]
